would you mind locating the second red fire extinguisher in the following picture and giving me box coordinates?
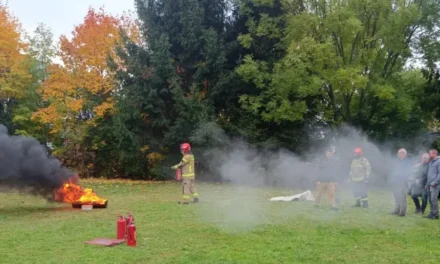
[127,219,137,247]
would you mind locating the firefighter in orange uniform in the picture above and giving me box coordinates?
[172,143,199,204]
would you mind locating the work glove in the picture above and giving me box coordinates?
[171,165,178,170]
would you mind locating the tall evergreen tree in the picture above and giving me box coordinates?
[112,0,231,178]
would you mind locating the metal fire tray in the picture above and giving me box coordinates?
[84,238,125,247]
[72,200,108,209]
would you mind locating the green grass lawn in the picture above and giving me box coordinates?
[1,180,440,264]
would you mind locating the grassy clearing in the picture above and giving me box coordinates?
[1,180,440,264]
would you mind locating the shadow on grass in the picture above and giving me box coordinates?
[0,204,75,216]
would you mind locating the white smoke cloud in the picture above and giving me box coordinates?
[194,123,428,231]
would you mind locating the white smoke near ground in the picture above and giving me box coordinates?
[193,123,429,232]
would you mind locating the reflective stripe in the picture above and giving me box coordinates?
[189,155,194,173]
[183,195,190,200]
[193,192,199,198]
[352,178,366,182]
[182,158,188,163]
[183,173,195,177]
[361,198,368,201]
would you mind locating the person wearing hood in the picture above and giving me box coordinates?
[391,148,413,217]
[424,149,440,220]
[410,153,430,214]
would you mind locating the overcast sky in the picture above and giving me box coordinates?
[7,0,135,39]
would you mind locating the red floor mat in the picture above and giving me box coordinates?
[84,238,125,247]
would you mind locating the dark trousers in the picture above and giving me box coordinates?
[393,185,407,216]
[428,186,440,217]
[411,186,428,212]
[352,182,368,206]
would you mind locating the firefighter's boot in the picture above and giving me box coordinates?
[194,198,199,204]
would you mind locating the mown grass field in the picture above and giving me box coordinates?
[1,180,440,264]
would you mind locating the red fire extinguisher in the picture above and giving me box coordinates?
[125,212,133,236]
[176,168,182,181]
[127,219,137,247]
[117,215,126,239]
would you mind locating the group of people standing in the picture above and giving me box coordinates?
[406,149,440,219]
[314,147,440,220]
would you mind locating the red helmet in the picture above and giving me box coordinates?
[180,143,191,153]
[354,148,363,155]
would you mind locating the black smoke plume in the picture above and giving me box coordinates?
[0,125,76,199]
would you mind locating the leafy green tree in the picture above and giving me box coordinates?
[13,24,54,143]
[229,0,324,150]
[419,68,440,131]
[237,0,440,141]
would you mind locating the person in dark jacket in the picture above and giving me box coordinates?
[391,148,413,217]
[315,151,338,210]
[424,149,440,220]
[410,153,429,214]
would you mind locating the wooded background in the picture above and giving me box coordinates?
[1,0,440,179]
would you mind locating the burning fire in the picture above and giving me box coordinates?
[54,182,107,205]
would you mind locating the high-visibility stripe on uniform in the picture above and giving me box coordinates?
[182,173,195,177]
[361,198,368,201]
[183,195,190,200]
[188,156,193,173]
[352,178,366,182]
[193,192,199,198]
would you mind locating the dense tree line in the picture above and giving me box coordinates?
[1,0,440,179]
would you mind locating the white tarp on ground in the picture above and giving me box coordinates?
[269,190,315,202]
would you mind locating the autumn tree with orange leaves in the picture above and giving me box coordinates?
[32,8,137,175]
[0,4,32,130]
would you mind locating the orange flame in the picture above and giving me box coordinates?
[54,181,107,205]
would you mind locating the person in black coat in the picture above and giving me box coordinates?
[410,153,430,214]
